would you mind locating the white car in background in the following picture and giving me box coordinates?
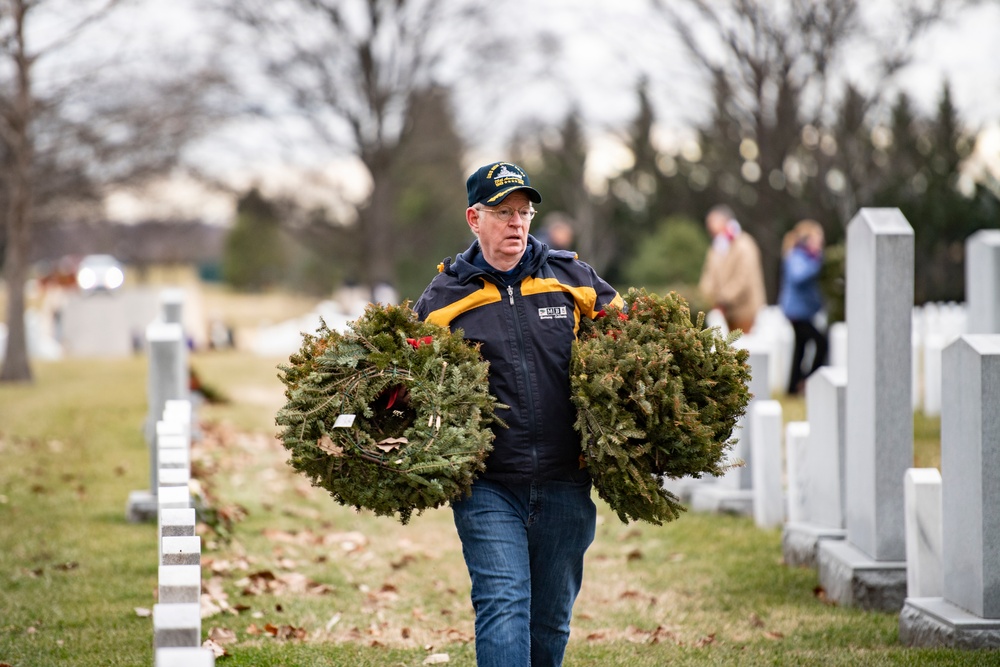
[76,254,125,292]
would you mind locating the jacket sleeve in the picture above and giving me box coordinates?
[579,260,623,317]
[783,248,823,286]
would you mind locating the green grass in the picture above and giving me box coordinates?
[0,353,990,666]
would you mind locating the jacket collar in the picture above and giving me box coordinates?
[449,235,547,286]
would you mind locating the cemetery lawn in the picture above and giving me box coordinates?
[0,352,987,667]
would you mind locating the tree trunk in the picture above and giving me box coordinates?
[1,7,35,383]
[1,137,34,382]
[360,153,397,295]
[1,212,32,383]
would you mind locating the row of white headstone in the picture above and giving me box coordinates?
[123,290,214,665]
[673,211,1000,649]
[152,401,215,665]
[731,288,974,418]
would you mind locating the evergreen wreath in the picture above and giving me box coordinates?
[571,288,752,525]
[276,303,504,524]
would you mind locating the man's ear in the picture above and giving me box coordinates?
[466,207,480,234]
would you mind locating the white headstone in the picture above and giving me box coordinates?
[750,400,784,528]
[163,399,193,424]
[828,321,847,369]
[155,647,215,667]
[965,230,1000,334]
[784,421,810,524]
[157,485,191,510]
[818,208,912,612]
[805,366,848,529]
[160,507,196,538]
[941,335,1000,617]
[161,535,202,566]
[158,468,190,487]
[158,448,190,470]
[159,564,202,604]
[153,603,201,648]
[904,468,943,598]
[159,507,196,559]
[157,433,189,450]
[721,342,770,490]
[145,321,188,493]
[844,208,913,561]
[160,288,185,326]
[921,332,945,417]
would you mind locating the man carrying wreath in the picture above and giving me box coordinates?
[414,161,622,667]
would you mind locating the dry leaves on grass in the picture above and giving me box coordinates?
[203,626,237,657]
[245,622,308,640]
[262,528,369,554]
[586,624,681,645]
[235,570,335,597]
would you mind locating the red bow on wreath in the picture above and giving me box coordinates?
[406,336,433,350]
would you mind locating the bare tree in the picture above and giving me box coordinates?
[649,0,964,299]
[223,0,483,295]
[0,0,230,382]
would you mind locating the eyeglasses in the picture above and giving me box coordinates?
[477,205,536,222]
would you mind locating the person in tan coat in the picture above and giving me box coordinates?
[698,204,766,334]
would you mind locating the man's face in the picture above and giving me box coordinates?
[706,210,728,237]
[468,191,533,270]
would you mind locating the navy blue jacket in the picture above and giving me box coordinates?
[414,235,622,483]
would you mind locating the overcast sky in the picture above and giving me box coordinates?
[91,0,1000,222]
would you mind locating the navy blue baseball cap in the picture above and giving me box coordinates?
[466,162,542,207]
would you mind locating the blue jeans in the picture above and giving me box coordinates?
[452,475,596,667]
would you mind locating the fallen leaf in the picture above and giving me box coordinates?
[208,627,238,645]
[375,437,408,451]
[748,613,764,627]
[264,623,306,640]
[694,633,716,647]
[391,553,418,569]
[423,653,450,664]
[764,631,785,640]
[814,585,833,605]
[648,624,680,645]
[203,638,228,657]
[317,434,344,457]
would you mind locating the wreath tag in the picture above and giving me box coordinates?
[333,414,356,428]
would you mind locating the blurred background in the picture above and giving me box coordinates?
[1,0,999,380]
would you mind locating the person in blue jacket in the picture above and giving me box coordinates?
[779,219,828,395]
[414,161,622,667]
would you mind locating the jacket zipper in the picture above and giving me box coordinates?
[507,284,539,477]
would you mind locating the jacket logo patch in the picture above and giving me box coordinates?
[537,306,568,320]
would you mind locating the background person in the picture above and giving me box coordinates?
[536,213,575,250]
[778,219,828,395]
[697,204,766,334]
[414,161,622,667]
